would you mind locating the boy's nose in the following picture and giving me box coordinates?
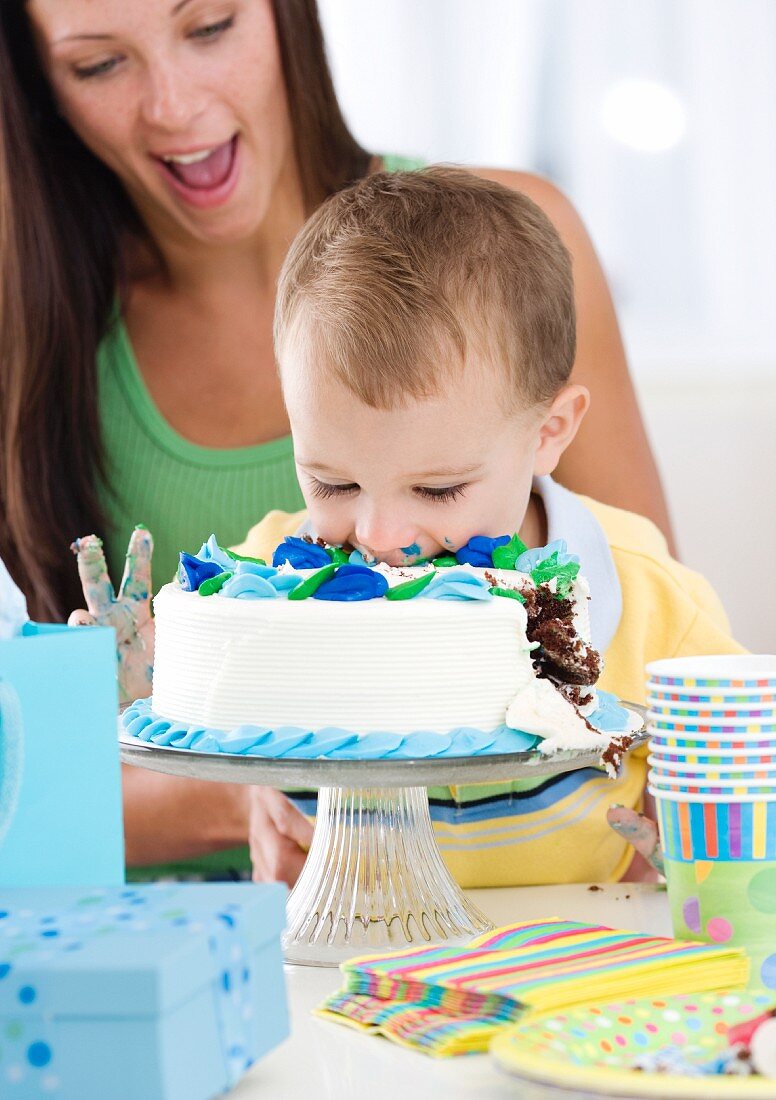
[354,513,419,565]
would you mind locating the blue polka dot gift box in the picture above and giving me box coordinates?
[0,882,288,1099]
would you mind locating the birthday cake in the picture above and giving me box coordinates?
[122,532,642,763]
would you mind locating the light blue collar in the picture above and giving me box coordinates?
[533,475,622,652]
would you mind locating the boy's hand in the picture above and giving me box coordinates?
[69,527,154,704]
[248,787,313,886]
[607,804,664,878]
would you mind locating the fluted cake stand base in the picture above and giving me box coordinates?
[284,785,492,965]
[119,721,645,966]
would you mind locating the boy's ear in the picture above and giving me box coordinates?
[533,384,590,477]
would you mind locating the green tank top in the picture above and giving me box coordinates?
[101,154,424,881]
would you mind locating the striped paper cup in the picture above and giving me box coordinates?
[647,712,776,733]
[649,745,776,765]
[648,753,776,777]
[646,698,776,719]
[648,729,776,747]
[649,774,776,798]
[646,654,776,689]
[648,688,776,707]
[651,787,776,861]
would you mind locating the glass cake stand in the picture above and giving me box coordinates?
[119,717,646,966]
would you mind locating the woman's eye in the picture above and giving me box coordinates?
[414,484,468,504]
[310,480,359,501]
[190,15,235,40]
[73,56,121,80]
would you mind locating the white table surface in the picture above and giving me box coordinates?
[232,883,671,1100]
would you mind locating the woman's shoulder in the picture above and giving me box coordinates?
[470,167,587,242]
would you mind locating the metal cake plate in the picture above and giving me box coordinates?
[120,707,647,966]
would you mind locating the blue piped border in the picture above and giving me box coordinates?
[121,690,632,760]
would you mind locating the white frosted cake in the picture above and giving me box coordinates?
[122,532,641,764]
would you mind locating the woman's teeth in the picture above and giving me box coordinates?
[158,137,236,190]
[162,148,218,166]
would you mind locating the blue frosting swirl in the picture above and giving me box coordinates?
[220,573,279,599]
[313,564,389,602]
[178,553,224,592]
[196,534,235,572]
[421,568,493,601]
[122,691,637,762]
[455,534,511,568]
[220,562,303,599]
[514,538,579,574]
[122,698,542,760]
[272,537,331,569]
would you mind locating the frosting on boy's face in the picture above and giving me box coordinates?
[284,360,558,566]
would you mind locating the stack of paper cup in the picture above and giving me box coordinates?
[645,655,776,992]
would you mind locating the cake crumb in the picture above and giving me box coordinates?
[587,884,603,892]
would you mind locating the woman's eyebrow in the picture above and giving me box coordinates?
[54,0,197,44]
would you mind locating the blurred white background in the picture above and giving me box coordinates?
[318,0,776,650]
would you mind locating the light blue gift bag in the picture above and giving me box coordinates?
[0,622,124,887]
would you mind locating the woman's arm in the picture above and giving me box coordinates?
[473,168,677,555]
[122,766,251,864]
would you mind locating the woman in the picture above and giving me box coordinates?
[0,0,672,883]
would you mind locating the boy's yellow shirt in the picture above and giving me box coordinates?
[233,501,744,886]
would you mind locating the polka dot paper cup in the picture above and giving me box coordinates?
[663,857,776,991]
[646,654,776,689]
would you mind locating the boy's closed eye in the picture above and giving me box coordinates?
[308,478,469,505]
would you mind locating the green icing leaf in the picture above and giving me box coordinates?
[530,554,581,595]
[432,555,458,568]
[225,549,266,565]
[287,563,337,601]
[199,571,233,596]
[491,532,529,570]
[385,571,436,600]
[489,585,526,604]
[327,546,350,565]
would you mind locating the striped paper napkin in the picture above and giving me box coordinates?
[317,919,749,1056]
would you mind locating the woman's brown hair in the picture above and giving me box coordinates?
[0,1,370,621]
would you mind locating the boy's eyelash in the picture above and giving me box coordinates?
[72,15,234,79]
[309,480,359,500]
[414,484,468,503]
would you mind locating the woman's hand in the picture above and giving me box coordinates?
[248,787,313,887]
[69,526,154,704]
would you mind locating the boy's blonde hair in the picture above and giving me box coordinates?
[275,167,576,409]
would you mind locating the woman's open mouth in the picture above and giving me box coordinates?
[154,134,240,209]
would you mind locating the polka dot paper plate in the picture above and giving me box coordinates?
[491,991,775,1098]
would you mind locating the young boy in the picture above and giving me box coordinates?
[75,168,742,885]
[233,166,742,886]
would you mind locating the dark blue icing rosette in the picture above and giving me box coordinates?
[312,564,388,602]
[178,552,224,592]
[272,537,331,569]
[455,534,511,568]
